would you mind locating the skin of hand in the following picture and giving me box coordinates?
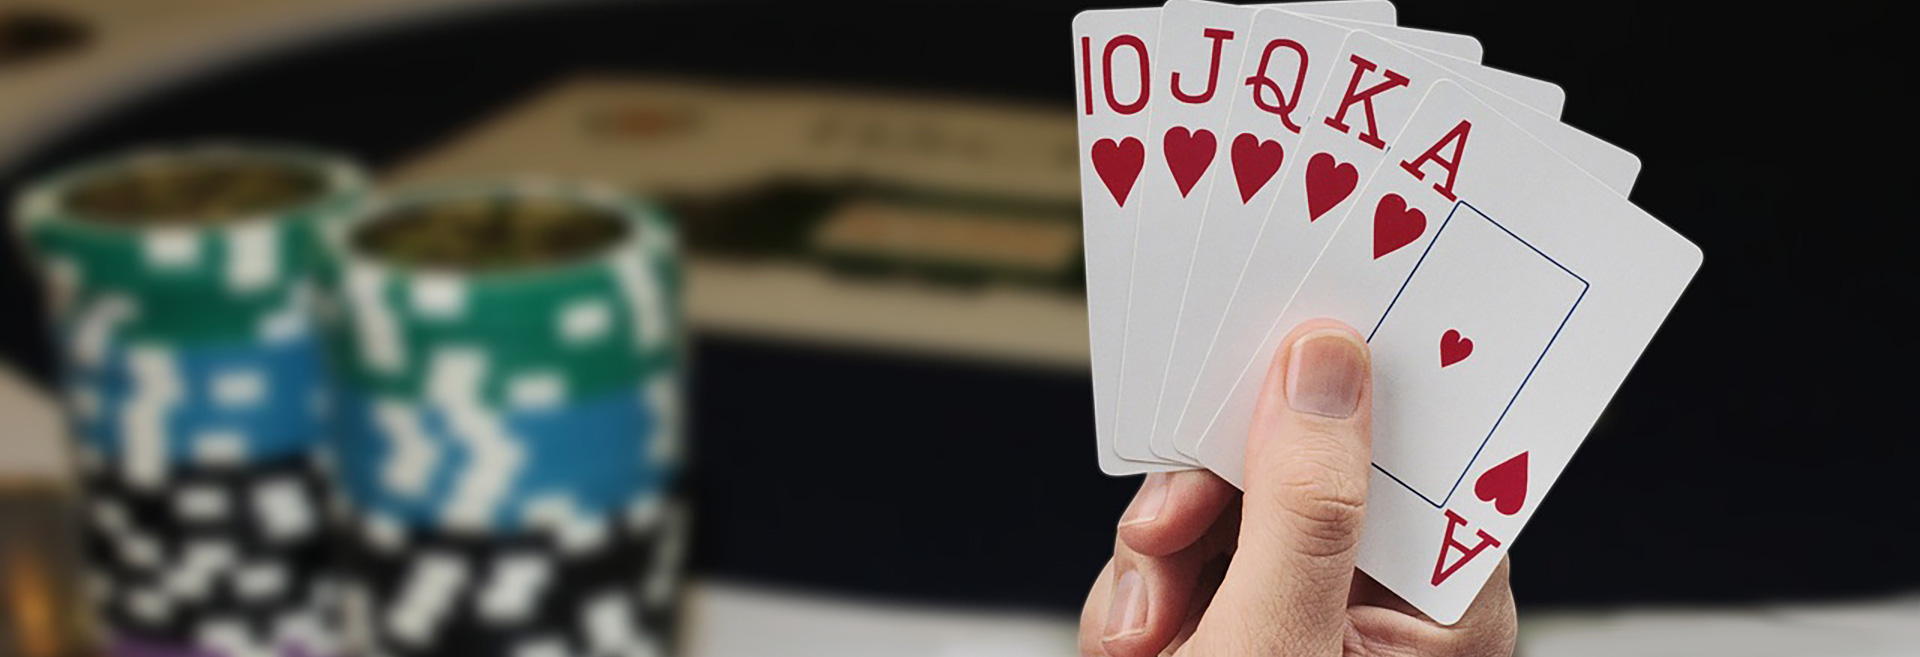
[1078,319,1517,657]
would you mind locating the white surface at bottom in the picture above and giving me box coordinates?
[683,581,1920,657]
[683,581,1077,657]
[1518,598,1920,657]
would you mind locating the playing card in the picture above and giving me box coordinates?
[1311,17,1482,60]
[1263,0,1400,23]
[1139,12,1567,465]
[1076,7,1169,474]
[1197,81,1700,622]
[1076,1,1401,474]
[1177,31,1642,469]
[1113,1,1495,467]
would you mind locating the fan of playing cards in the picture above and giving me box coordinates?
[1074,0,1702,624]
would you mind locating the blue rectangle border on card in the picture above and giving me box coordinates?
[1364,201,1590,509]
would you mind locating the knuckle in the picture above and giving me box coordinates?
[1349,623,1457,657]
[1437,628,1507,657]
[1414,622,1514,657]
[1464,608,1520,657]
[1424,631,1472,657]
[1277,490,1365,558]
[1265,436,1367,556]
[1278,475,1365,532]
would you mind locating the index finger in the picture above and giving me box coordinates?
[1117,469,1239,558]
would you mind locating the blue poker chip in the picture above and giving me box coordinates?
[328,385,668,532]
[65,333,326,471]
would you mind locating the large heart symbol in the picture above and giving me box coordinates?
[1163,126,1217,197]
[1474,452,1528,516]
[1230,133,1284,203]
[1091,137,1146,206]
[1372,193,1426,258]
[1439,328,1473,367]
[1304,152,1358,221]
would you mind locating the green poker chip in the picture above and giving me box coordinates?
[319,180,682,409]
[13,144,369,345]
[54,281,315,346]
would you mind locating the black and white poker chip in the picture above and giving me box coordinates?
[79,454,338,645]
[333,495,688,657]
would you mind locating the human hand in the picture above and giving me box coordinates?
[1079,320,1517,657]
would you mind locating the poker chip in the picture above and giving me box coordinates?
[28,151,688,657]
[318,181,684,531]
[13,145,365,319]
[317,181,682,410]
[80,455,341,649]
[14,144,367,657]
[332,498,687,657]
[16,145,368,481]
[316,181,688,657]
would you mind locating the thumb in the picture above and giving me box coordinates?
[1190,320,1373,656]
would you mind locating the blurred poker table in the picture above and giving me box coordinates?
[0,0,1912,620]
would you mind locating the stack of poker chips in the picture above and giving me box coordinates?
[11,145,369,657]
[316,182,687,657]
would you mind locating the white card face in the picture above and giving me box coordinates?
[1108,0,1259,466]
[1313,17,1482,61]
[1074,8,1179,474]
[1114,2,1486,465]
[1273,0,1398,22]
[1363,206,1587,498]
[1076,2,1381,473]
[1180,32,1642,468]
[1151,20,1559,464]
[1202,82,1701,622]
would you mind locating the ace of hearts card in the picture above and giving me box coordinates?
[1241,81,1699,622]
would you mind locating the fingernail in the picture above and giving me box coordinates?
[1119,472,1171,527]
[1286,329,1367,419]
[1103,569,1147,640]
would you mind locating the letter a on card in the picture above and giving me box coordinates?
[1430,510,1500,587]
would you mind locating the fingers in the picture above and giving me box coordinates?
[1078,559,1115,656]
[1099,532,1217,657]
[1450,557,1518,653]
[1117,469,1239,557]
[1163,551,1232,656]
[1345,558,1518,657]
[1079,552,1238,657]
[1348,570,1422,618]
[1187,320,1374,656]
[1085,469,1243,657]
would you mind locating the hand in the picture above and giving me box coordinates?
[1078,320,1517,657]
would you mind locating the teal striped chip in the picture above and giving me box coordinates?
[14,144,368,346]
[319,181,683,409]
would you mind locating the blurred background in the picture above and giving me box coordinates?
[1,1,1912,656]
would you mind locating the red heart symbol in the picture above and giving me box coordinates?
[1163,126,1217,197]
[1439,328,1473,368]
[1230,133,1284,203]
[1372,193,1426,259]
[1474,452,1528,516]
[1091,137,1145,206]
[1304,152,1358,221]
